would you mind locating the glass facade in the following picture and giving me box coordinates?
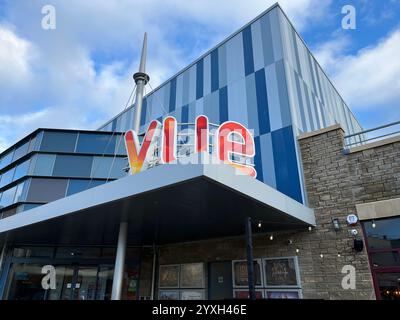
[0,129,127,219]
[2,246,140,300]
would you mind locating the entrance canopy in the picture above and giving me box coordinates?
[0,154,315,246]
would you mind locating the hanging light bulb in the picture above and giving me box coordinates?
[308,226,312,231]
[269,234,274,241]
[258,221,262,228]
[320,253,324,258]
[372,220,376,228]
[296,248,300,253]
[337,253,341,257]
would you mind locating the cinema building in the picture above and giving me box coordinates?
[1,3,399,300]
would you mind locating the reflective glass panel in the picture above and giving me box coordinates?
[371,252,400,267]
[53,155,93,177]
[32,154,56,176]
[40,131,77,152]
[0,185,17,208]
[75,133,116,154]
[364,217,400,249]
[66,179,105,196]
[0,150,15,170]
[13,159,31,181]
[13,141,30,161]
[0,167,15,188]
[26,178,68,202]
[91,157,127,179]
[14,181,28,203]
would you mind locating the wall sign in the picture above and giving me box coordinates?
[125,115,257,178]
[346,214,358,226]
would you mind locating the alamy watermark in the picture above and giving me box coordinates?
[41,5,56,30]
[341,5,356,30]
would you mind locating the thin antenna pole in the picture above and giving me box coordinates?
[132,32,150,133]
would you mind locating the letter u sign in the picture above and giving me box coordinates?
[125,115,257,178]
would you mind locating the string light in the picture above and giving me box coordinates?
[308,226,312,231]
[320,253,324,258]
[269,234,274,241]
[258,221,262,228]
[337,253,341,257]
[372,220,376,228]
[296,248,300,253]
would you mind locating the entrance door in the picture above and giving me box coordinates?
[208,261,233,300]
[40,264,113,300]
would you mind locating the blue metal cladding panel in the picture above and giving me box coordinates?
[196,59,204,100]
[253,136,264,182]
[271,125,302,203]
[169,78,177,112]
[181,104,189,130]
[140,98,147,126]
[255,68,270,135]
[211,49,219,92]
[219,86,228,123]
[242,25,255,76]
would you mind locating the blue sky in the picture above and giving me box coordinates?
[0,0,399,151]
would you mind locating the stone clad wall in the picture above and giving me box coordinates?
[298,125,400,299]
[140,125,400,299]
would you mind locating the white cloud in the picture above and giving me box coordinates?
[0,0,331,152]
[315,29,400,116]
[0,25,34,87]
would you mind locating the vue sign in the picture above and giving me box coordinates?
[124,115,257,178]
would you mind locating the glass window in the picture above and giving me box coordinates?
[0,167,15,188]
[0,185,17,208]
[364,217,400,249]
[13,159,31,181]
[14,180,29,203]
[26,178,68,202]
[91,157,127,179]
[40,131,77,153]
[12,140,30,161]
[53,155,93,177]
[0,150,14,170]
[32,154,56,176]
[66,179,105,196]
[28,135,38,153]
[76,133,117,154]
[115,135,127,155]
[371,252,400,267]
[16,203,42,213]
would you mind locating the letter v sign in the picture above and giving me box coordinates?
[124,120,162,174]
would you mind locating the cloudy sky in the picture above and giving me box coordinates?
[0,0,399,151]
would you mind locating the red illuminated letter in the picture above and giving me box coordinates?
[124,120,161,174]
[195,115,209,153]
[216,121,257,178]
[161,116,177,163]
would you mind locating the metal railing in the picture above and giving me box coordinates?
[344,120,400,150]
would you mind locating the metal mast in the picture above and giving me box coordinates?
[111,33,149,300]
